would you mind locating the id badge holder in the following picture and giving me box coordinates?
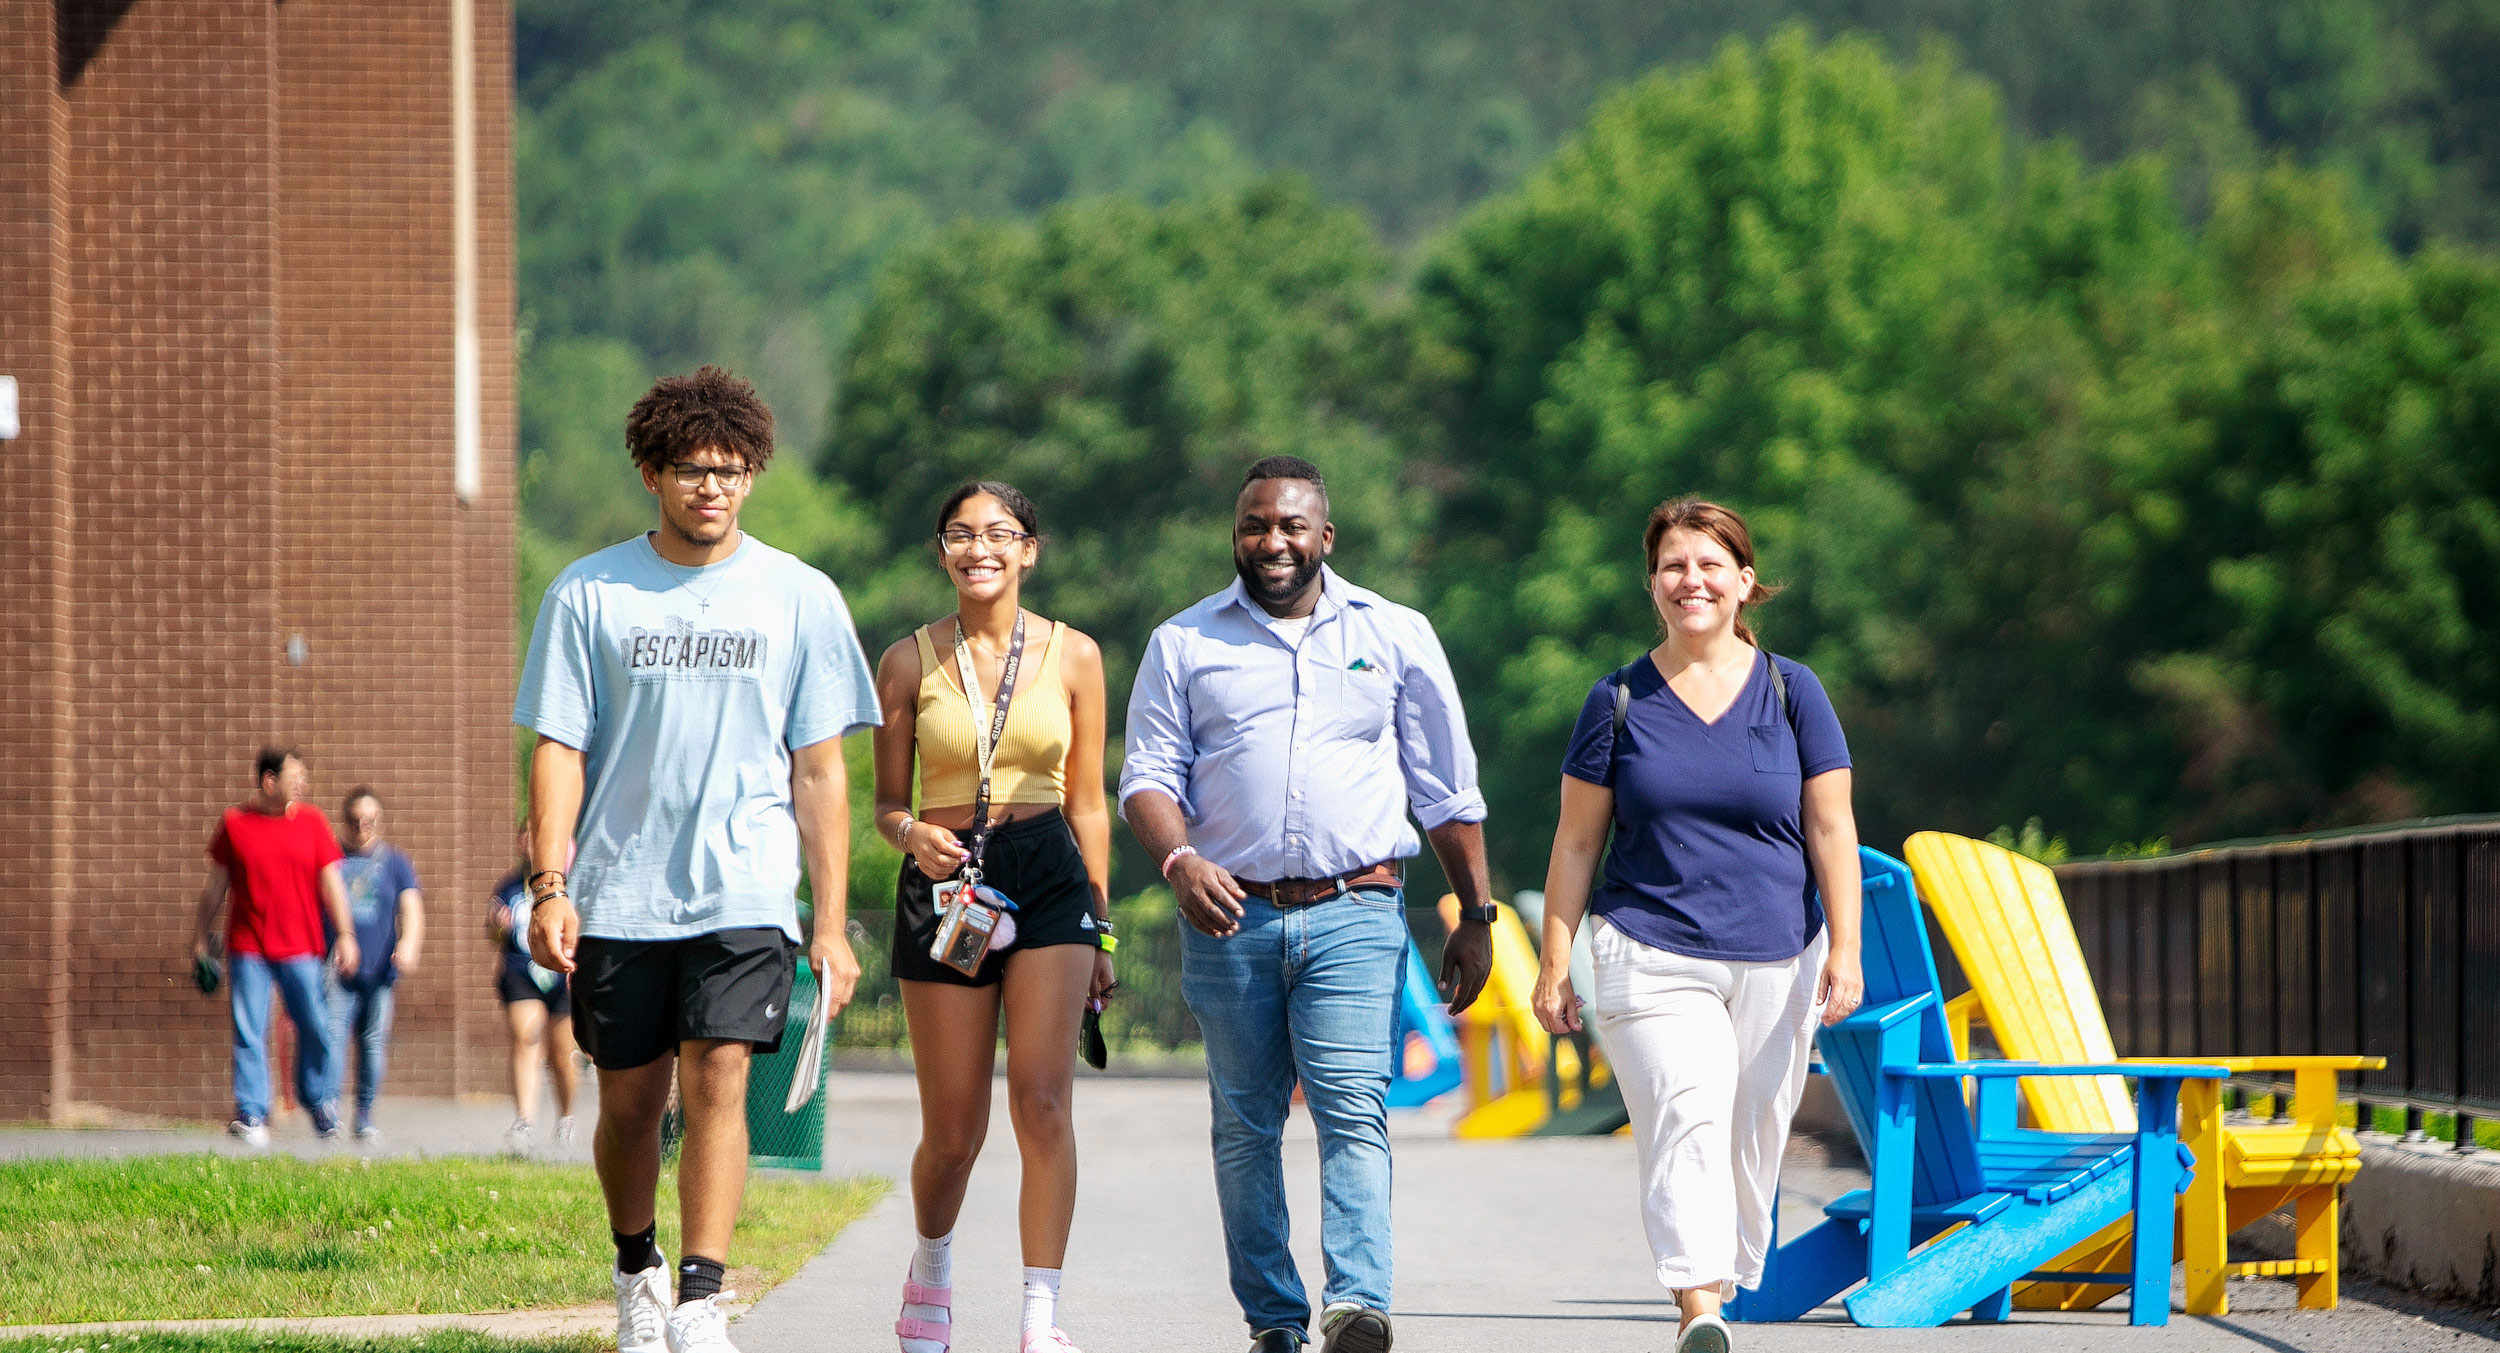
[930,869,1000,977]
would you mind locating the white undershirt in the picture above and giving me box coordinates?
[1268,613,1313,646]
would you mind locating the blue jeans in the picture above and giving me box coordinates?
[326,976,396,1113]
[1182,886,1407,1334]
[230,953,338,1124]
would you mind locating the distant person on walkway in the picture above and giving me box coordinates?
[192,746,357,1147]
[872,480,1116,1353]
[327,787,424,1142]
[1121,456,1496,1353]
[488,823,578,1155]
[514,366,880,1353]
[1530,498,1865,1353]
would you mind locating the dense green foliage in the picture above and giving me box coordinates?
[516,2,2500,886]
[828,183,1437,698]
[1420,44,2500,872]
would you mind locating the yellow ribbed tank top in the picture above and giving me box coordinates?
[913,618,1070,811]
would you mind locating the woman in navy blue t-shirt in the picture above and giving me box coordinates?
[1531,498,1865,1353]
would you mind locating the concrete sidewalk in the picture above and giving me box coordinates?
[6,1074,2495,1349]
[736,1073,2500,1353]
[0,1094,598,1165]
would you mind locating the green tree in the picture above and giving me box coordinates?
[2168,243,2500,831]
[1412,29,2354,875]
[826,180,1441,881]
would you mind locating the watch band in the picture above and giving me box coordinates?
[1461,900,1499,925]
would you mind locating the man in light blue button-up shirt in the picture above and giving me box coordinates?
[1122,457,1493,1353]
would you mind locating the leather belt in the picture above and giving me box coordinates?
[1239,862,1402,906]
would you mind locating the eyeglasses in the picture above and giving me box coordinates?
[938,527,1035,552]
[666,461,753,489]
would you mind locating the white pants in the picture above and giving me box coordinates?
[1589,919,1827,1295]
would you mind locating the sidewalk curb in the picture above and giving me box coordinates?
[2244,1133,2500,1306]
[0,1305,746,1342]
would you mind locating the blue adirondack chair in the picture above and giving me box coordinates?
[1728,848,2225,1327]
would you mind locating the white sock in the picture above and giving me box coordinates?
[1021,1266,1062,1338]
[911,1232,952,1288]
[899,1234,951,1353]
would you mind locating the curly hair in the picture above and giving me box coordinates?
[624,366,776,472]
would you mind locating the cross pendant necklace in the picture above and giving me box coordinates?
[654,553,718,612]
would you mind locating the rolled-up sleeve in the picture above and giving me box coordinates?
[1392,615,1486,829]
[1119,624,1197,816]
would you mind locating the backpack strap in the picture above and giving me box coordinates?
[1612,663,1635,744]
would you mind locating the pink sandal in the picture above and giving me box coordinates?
[1020,1330,1081,1353]
[895,1274,951,1349]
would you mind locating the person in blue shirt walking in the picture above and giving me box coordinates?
[514,366,881,1353]
[326,787,425,1141]
[1530,497,1865,1353]
[1121,455,1495,1353]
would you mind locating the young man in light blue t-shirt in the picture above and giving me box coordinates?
[514,366,881,1353]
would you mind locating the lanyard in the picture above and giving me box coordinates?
[951,612,1026,880]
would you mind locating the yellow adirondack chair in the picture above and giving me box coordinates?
[1902,831,2383,1316]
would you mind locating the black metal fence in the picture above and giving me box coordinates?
[830,907,1453,1053]
[2048,814,2500,1148]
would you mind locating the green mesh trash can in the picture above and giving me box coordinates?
[745,961,826,1170]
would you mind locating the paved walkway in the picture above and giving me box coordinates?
[6,1074,2497,1350]
[739,1073,2500,1353]
[0,1094,599,1165]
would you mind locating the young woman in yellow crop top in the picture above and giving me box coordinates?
[870,480,1111,1353]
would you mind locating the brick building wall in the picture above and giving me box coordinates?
[1,0,516,1122]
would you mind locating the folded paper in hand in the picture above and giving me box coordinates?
[784,985,830,1113]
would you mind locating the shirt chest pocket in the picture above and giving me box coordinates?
[1330,667,1396,742]
[1748,723,1797,775]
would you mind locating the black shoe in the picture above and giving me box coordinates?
[1249,1329,1305,1353]
[1319,1306,1392,1353]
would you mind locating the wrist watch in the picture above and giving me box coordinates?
[1460,900,1498,925]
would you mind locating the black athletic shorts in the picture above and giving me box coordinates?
[893,807,1102,988]
[570,926,796,1070]
[496,951,573,1016]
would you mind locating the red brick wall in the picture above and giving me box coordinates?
[64,0,286,1118]
[0,0,516,1121]
[0,0,77,1122]
[272,0,516,1102]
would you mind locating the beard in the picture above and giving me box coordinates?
[665,505,735,547]
[1236,550,1322,607]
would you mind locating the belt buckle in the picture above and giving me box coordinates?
[1284,876,1344,907]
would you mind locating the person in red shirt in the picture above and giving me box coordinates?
[191,747,359,1145]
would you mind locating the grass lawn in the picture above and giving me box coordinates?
[0,1335,604,1353]
[0,1156,885,1326]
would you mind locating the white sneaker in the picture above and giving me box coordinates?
[1676,1312,1732,1353]
[555,1115,577,1146]
[228,1119,271,1150]
[664,1291,740,1353]
[614,1263,672,1353]
[504,1117,533,1158]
